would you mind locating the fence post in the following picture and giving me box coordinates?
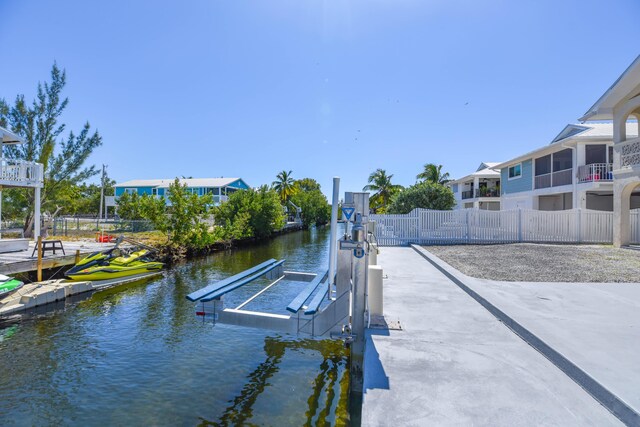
[577,208,582,243]
[417,209,422,244]
[53,219,57,236]
[466,209,471,243]
[517,208,522,242]
[37,236,43,282]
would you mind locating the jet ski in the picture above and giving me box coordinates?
[65,245,163,281]
[0,274,24,299]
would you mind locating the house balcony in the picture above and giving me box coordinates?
[577,163,613,183]
[534,169,572,189]
[0,159,44,188]
[474,188,500,198]
[619,137,640,168]
[461,190,474,200]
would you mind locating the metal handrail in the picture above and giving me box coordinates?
[577,163,613,183]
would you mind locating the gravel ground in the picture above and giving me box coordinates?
[425,244,640,283]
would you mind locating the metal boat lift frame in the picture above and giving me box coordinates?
[187,178,374,394]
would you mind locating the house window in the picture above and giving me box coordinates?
[152,188,158,196]
[552,148,572,171]
[508,164,522,179]
[124,188,136,195]
[535,155,551,176]
[585,145,606,165]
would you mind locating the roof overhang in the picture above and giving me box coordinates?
[0,127,25,145]
[579,55,640,122]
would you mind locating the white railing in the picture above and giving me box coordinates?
[370,208,637,246]
[0,159,44,186]
[619,137,640,168]
[577,163,613,183]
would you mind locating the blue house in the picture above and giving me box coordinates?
[113,177,250,205]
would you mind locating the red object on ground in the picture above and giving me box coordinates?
[96,233,116,243]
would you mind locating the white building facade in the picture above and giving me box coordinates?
[0,126,45,251]
[449,162,501,210]
[497,122,638,212]
[580,55,640,246]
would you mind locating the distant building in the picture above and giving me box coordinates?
[448,162,501,210]
[113,177,250,206]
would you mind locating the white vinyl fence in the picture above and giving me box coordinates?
[370,208,640,246]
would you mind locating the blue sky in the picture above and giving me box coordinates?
[1,0,639,197]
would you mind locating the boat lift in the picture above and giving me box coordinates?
[186,178,377,394]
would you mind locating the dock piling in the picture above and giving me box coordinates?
[37,236,43,282]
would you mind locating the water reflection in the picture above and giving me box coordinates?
[198,336,350,427]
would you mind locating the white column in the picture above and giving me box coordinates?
[328,177,340,287]
[34,186,41,240]
[612,107,626,247]
[473,177,479,198]
[613,181,632,247]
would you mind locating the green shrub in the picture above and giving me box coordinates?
[387,182,455,214]
[213,186,285,240]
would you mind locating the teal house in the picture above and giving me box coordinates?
[114,177,250,205]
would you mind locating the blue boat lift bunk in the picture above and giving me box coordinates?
[186,259,347,336]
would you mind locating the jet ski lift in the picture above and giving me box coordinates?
[187,178,376,395]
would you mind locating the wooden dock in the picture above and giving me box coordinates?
[0,240,125,276]
[0,272,163,317]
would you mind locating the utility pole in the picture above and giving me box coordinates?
[98,164,107,223]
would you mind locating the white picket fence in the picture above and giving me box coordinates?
[370,208,640,246]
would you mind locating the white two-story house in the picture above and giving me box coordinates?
[496,122,638,212]
[449,162,501,210]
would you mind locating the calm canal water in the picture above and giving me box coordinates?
[0,227,353,426]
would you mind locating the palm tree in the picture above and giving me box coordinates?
[363,169,403,213]
[272,170,297,203]
[416,163,451,185]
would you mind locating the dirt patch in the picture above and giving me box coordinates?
[425,243,640,283]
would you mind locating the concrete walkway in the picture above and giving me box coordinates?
[413,245,640,424]
[362,247,621,426]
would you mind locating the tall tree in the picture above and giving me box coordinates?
[290,178,330,227]
[416,163,451,185]
[0,63,102,233]
[294,177,321,192]
[363,169,403,213]
[272,170,297,204]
